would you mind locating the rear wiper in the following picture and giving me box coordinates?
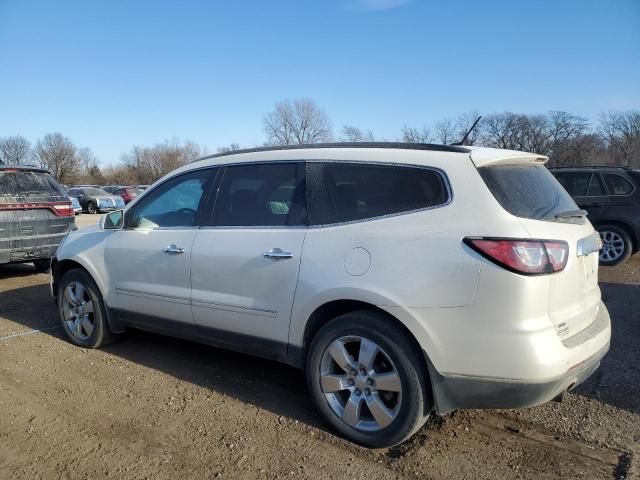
[555,209,588,219]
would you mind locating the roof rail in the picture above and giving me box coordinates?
[193,142,471,163]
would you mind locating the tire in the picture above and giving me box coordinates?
[57,268,118,348]
[598,225,633,266]
[33,259,51,273]
[87,201,97,214]
[306,310,431,447]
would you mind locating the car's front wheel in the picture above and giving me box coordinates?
[86,201,97,214]
[57,268,117,348]
[306,311,431,447]
[598,225,633,266]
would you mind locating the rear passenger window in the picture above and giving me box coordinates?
[307,163,448,225]
[554,172,591,196]
[212,163,306,227]
[586,174,605,196]
[603,173,634,196]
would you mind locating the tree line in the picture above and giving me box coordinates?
[263,99,640,169]
[1,100,638,187]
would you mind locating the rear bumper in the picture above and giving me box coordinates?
[0,244,60,265]
[429,341,609,414]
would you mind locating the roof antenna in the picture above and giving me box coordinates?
[451,115,481,146]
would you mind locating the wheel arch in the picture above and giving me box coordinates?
[52,257,123,333]
[297,299,436,416]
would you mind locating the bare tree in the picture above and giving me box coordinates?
[75,147,105,184]
[341,125,364,142]
[263,99,332,145]
[340,125,374,142]
[121,139,207,184]
[217,143,240,153]
[454,110,482,145]
[599,111,640,168]
[0,135,32,165]
[34,133,78,183]
[401,125,432,143]
[433,118,456,144]
[482,112,522,149]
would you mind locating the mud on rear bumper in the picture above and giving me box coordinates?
[428,342,609,415]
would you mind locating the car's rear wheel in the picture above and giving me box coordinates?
[33,259,51,273]
[87,201,97,214]
[57,268,117,348]
[598,225,632,266]
[306,311,431,447]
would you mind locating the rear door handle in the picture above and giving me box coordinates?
[163,244,184,254]
[263,248,293,260]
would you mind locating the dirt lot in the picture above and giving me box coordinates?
[0,215,638,479]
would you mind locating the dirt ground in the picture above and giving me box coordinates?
[0,215,638,479]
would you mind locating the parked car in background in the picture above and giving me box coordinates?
[52,144,610,447]
[113,186,144,204]
[550,166,640,266]
[101,186,122,194]
[67,187,125,214]
[69,195,82,215]
[1,165,75,271]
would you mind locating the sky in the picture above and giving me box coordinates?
[1,0,639,164]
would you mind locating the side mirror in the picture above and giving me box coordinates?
[101,210,124,230]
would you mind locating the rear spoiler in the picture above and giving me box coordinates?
[468,147,548,168]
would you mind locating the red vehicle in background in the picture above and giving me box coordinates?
[113,186,144,204]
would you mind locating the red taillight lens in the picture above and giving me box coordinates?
[52,203,74,217]
[464,238,569,275]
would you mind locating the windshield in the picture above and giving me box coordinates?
[0,170,65,199]
[479,164,581,223]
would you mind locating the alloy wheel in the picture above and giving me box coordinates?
[599,230,625,263]
[320,336,402,432]
[61,281,95,341]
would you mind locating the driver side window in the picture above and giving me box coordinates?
[129,169,214,229]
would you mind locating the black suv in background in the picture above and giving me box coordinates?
[0,166,75,271]
[550,166,640,266]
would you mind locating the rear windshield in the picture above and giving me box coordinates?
[125,188,143,195]
[479,164,580,222]
[0,170,65,201]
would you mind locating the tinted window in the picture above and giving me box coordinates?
[479,164,579,222]
[212,163,306,227]
[586,174,605,196]
[0,170,65,200]
[554,172,590,196]
[603,173,634,195]
[308,162,448,225]
[130,169,213,228]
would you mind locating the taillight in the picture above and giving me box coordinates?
[52,203,74,217]
[0,201,74,217]
[463,237,569,275]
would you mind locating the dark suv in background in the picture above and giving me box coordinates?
[0,166,75,271]
[550,166,640,265]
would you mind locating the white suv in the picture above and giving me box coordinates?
[51,143,611,447]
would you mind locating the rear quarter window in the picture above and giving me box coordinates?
[308,162,449,225]
[479,164,580,222]
[602,173,635,196]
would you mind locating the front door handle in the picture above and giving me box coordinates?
[163,244,185,254]
[263,248,293,260]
